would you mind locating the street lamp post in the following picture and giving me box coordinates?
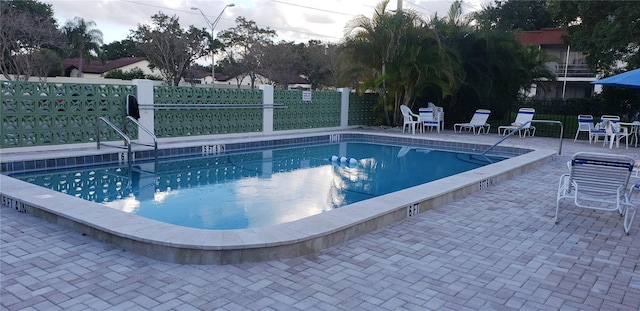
[191,4,235,87]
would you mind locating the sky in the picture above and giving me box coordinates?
[41,0,492,45]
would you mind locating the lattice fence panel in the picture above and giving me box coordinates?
[1,81,134,148]
[154,86,263,137]
[273,90,341,130]
[348,93,377,126]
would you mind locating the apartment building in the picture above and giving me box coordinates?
[517,28,597,100]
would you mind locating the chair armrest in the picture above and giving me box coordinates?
[558,173,571,194]
[619,126,629,134]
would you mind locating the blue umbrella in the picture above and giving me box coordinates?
[592,68,640,88]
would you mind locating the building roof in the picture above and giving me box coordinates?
[516,28,568,46]
[62,57,147,74]
[215,70,310,85]
[184,69,230,82]
[255,70,311,85]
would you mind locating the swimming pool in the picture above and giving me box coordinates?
[9,142,505,230]
[0,131,556,264]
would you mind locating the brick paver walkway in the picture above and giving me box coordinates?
[2,131,639,310]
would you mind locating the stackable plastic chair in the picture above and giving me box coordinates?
[427,102,444,131]
[498,108,535,137]
[418,108,440,133]
[574,115,594,142]
[590,115,619,144]
[604,119,631,149]
[556,152,637,234]
[400,105,419,134]
[454,109,491,135]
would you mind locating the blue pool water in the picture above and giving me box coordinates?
[10,142,505,230]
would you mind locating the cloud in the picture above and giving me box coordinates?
[303,11,335,25]
[42,0,490,44]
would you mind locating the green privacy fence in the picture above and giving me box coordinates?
[1,81,134,147]
[348,92,377,126]
[1,81,377,148]
[154,86,264,137]
[273,90,341,130]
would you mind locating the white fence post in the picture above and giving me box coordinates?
[133,79,155,144]
[337,88,350,128]
[260,84,274,134]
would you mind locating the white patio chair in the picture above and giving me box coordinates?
[427,102,444,131]
[454,109,491,135]
[591,115,619,144]
[589,128,607,144]
[574,114,593,142]
[400,105,419,134]
[418,108,440,133]
[632,162,640,201]
[556,152,637,234]
[498,108,535,137]
[604,119,631,149]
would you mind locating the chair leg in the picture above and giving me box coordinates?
[623,204,636,235]
[555,200,560,224]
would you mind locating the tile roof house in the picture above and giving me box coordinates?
[516,28,597,99]
[63,57,159,79]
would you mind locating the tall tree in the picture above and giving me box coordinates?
[299,40,339,90]
[431,1,556,120]
[0,0,66,80]
[259,41,302,89]
[429,1,479,113]
[130,12,210,86]
[62,17,103,77]
[101,39,143,61]
[341,0,454,126]
[218,17,276,89]
[548,0,640,75]
[217,57,246,88]
[474,0,556,31]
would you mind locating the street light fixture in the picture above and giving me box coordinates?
[191,4,235,87]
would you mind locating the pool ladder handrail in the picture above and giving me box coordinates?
[96,117,158,165]
[96,117,133,168]
[481,120,564,156]
[123,116,158,160]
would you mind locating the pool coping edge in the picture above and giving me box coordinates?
[0,133,556,264]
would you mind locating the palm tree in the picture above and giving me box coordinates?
[62,17,103,77]
[430,1,490,112]
[428,1,557,121]
[340,0,455,126]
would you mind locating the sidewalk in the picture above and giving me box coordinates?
[2,130,639,310]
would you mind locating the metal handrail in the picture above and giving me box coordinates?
[531,120,563,154]
[96,117,132,166]
[124,116,158,160]
[138,103,287,110]
[482,120,564,156]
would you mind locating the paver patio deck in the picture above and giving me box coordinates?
[2,128,639,310]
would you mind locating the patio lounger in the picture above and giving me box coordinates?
[454,109,491,135]
[498,108,535,137]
